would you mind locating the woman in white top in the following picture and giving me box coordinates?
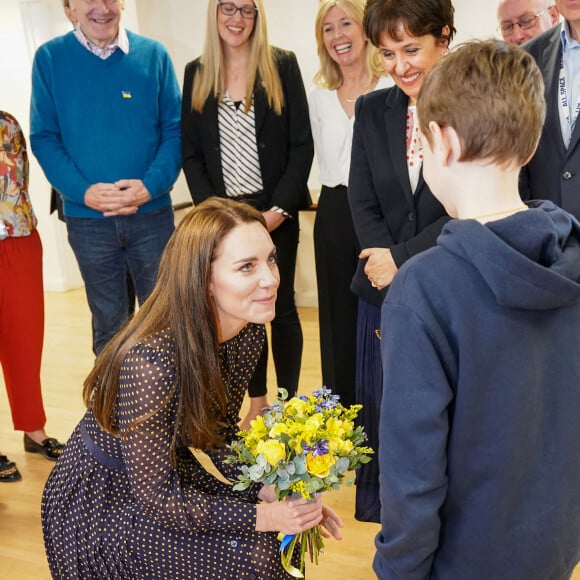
[309,0,389,408]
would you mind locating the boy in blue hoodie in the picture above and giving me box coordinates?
[374,39,580,580]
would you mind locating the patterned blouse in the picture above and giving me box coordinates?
[0,111,37,238]
[406,106,423,194]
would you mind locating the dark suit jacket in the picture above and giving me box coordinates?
[181,47,313,216]
[348,86,449,306]
[521,25,580,219]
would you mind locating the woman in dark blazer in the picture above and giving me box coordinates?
[347,0,455,523]
[181,0,313,425]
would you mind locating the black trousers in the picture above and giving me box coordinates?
[313,185,358,407]
[246,205,303,399]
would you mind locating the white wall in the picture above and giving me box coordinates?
[2,0,500,294]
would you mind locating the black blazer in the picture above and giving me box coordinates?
[348,86,449,306]
[181,47,313,216]
[521,25,580,219]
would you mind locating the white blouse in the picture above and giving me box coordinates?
[308,76,392,188]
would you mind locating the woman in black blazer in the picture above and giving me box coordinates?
[347,0,455,523]
[181,0,313,425]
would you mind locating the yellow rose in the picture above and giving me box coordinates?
[257,439,286,466]
[306,451,334,478]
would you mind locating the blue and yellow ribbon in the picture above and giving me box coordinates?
[277,533,304,578]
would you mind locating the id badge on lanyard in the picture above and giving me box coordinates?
[559,57,580,145]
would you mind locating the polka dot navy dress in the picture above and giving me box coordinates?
[41,324,295,579]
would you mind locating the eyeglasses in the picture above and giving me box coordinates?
[498,7,549,34]
[217,2,258,20]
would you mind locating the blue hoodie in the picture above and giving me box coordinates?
[374,201,580,580]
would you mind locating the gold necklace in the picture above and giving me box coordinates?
[340,89,362,103]
[472,205,527,221]
[339,77,375,103]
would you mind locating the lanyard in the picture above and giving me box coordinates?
[559,57,580,144]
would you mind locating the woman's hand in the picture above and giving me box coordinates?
[262,209,286,232]
[359,247,398,290]
[319,504,344,540]
[257,484,277,504]
[255,495,324,535]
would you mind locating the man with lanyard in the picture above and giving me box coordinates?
[30,0,181,355]
[520,0,580,219]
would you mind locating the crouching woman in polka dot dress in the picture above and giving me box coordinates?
[41,197,343,579]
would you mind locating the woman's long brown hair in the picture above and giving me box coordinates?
[82,197,267,453]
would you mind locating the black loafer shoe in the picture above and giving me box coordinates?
[0,454,22,482]
[23,434,64,461]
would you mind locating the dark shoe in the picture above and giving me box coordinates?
[23,434,64,461]
[0,454,22,482]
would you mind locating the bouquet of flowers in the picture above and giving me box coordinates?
[227,387,373,578]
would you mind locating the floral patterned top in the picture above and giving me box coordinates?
[406,106,423,194]
[0,111,37,238]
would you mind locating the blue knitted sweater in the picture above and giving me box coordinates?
[30,30,181,218]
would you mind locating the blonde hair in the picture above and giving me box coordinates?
[191,0,284,114]
[314,0,385,89]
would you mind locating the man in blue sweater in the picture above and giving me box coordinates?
[374,40,580,579]
[30,0,181,355]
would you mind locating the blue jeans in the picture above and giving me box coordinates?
[66,206,174,355]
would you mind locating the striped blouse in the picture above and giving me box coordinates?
[217,93,264,198]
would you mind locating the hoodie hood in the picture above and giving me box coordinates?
[438,201,580,311]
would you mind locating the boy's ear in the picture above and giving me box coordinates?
[428,121,462,166]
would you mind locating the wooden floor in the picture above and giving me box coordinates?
[0,288,579,579]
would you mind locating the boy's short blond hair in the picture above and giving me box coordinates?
[417,39,546,167]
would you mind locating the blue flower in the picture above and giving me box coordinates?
[312,386,334,399]
[312,387,341,412]
[304,439,330,457]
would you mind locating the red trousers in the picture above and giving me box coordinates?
[0,230,46,431]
